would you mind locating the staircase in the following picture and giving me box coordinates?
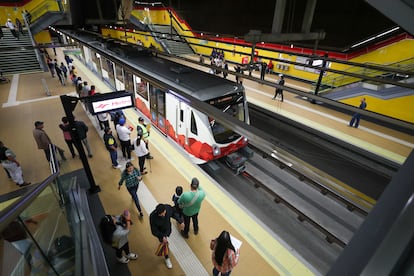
[149,25,194,56]
[0,27,43,75]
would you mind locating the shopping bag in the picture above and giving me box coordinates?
[155,242,169,256]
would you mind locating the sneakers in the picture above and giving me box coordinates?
[146,155,154,159]
[127,253,138,260]
[113,164,122,169]
[139,212,144,218]
[117,256,129,264]
[165,257,172,269]
[88,154,93,158]
[194,229,199,235]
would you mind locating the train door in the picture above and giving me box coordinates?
[149,85,166,134]
[176,101,189,146]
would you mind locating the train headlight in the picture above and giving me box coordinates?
[243,137,248,143]
[212,144,221,156]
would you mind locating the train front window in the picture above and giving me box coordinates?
[209,101,244,144]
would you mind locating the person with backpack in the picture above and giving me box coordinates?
[118,162,144,217]
[100,210,138,264]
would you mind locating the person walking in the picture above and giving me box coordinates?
[210,230,240,276]
[103,127,121,169]
[137,117,153,159]
[177,177,206,238]
[118,162,144,218]
[116,118,132,161]
[149,204,184,269]
[349,97,367,128]
[15,18,24,36]
[133,135,149,175]
[60,62,68,80]
[272,74,285,102]
[46,58,55,78]
[0,141,31,187]
[5,19,19,39]
[33,121,66,162]
[0,140,12,179]
[74,117,93,158]
[59,117,80,158]
[107,210,138,264]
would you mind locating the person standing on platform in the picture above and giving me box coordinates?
[172,186,183,220]
[103,127,121,169]
[60,62,68,80]
[150,204,184,269]
[210,230,240,276]
[116,118,132,161]
[118,162,144,218]
[73,117,93,158]
[223,61,228,79]
[272,74,285,102]
[349,97,367,128]
[0,141,31,187]
[178,177,206,238]
[54,60,65,86]
[133,135,149,175]
[33,121,66,162]
[260,61,266,80]
[0,140,12,179]
[46,58,55,78]
[109,210,138,264]
[137,117,153,159]
[97,112,110,130]
[59,117,80,158]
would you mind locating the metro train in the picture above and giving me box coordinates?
[60,29,250,165]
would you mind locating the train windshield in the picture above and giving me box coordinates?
[208,94,245,144]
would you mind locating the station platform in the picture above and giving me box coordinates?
[0,47,413,275]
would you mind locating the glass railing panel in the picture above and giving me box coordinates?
[1,179,74,275]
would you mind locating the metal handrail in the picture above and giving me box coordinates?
[0,144,60,233]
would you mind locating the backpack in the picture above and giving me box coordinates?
[100,215,116,245]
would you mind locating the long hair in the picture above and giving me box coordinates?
[214,230,235,265]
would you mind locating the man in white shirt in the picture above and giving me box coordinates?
[116,118,132,161]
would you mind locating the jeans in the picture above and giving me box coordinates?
[127,185,142,213]
[109,149,118,166]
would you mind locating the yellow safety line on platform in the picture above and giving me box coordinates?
[122,110,316,276]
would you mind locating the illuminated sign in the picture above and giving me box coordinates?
[87,91,134,115]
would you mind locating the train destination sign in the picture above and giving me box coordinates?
[87,91,135,115]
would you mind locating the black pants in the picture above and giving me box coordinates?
[115,242,130,258]
[183,213,199,234]
[120,140,131,159]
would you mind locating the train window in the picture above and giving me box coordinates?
[180,110,184,122]
[135,78,148,100]
[190,111,198,135]
[115,64,123,83]
[124,70,134,92]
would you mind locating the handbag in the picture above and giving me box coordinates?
[129,143,135,151]
[155,242,169,256]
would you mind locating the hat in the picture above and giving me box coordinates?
[119,118,126,125]
[34,121,44,127]
[138,117,144,122]
[155,204,166,215]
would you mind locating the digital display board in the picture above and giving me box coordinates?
[87,91,134,115]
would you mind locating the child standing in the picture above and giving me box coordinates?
[172,186,183,219]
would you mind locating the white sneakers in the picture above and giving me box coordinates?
[117,253,138,264]
[117,256,129,264]
[113,164,122,169]
[165,257,172,269]
[127,253,138,260]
